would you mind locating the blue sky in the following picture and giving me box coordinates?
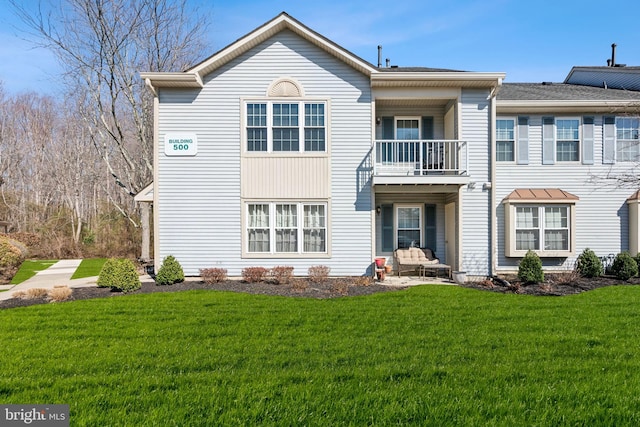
[1,0,639,95]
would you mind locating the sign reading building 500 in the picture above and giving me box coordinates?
[164,133,197,156]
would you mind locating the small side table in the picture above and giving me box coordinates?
[419,264,452,280]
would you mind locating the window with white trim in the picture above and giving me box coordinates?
[496,118,515,161]
[556,118,580,161]
[515,206,569,251]
[396,205,422,249]
[245,101,326,153]
[507,203,574,257]
[246,202,327,254]
[616,117,640,162]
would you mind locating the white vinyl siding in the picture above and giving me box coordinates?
[156,30,371,275]
[461,89,491,276]
[495,115,637,272]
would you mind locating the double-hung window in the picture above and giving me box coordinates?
[616,117,640,162]
[396,205,422,249]
[556,118,580,161]
[496,119,515,161]
[246,202,327,255]
[514,206,569,252]
[245,101,326,153]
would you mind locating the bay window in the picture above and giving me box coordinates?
[504,190,577,257]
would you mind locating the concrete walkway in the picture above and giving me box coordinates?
[0,259,98,301]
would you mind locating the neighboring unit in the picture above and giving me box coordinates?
[140,13,640,279]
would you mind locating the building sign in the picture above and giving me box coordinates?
[165,133,197,156]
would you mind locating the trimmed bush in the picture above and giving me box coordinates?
[518,250,544,284]
[269,266,294,285]
[200,268,227,284]
[576,248,603,278]
[97,258,141,293]
[242,267,268,283]
[610,252,638,281]
[308,265,330,283]
[155,255,185,286]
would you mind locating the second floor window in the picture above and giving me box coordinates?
[556,118,580,161]
[246,101,326,153]
[616,117,640,162]
[496,119,515,161]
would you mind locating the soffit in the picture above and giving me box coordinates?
[375,99,450,107]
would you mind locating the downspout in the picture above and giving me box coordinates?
[489,78,502,276]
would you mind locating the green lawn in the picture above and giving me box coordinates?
[10,259,58,284]
[70,258,107,279]
[2,285,640,425]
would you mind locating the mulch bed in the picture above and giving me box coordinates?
[0,278,407,310]
[460,275,640,296]
[2,274,639,310]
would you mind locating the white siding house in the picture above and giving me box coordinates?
[141,13,640,280]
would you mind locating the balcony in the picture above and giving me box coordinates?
[372,140,470,186]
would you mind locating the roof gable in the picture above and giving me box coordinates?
[189,12,376,79]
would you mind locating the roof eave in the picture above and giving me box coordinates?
[371,72,505,88]
[139,72,203,92]
[497,99,640,113]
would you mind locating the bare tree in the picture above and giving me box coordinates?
[12,0,209,219]
[589,102,640,189]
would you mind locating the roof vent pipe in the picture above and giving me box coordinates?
[377,45,382,68]
[611,43,617,67]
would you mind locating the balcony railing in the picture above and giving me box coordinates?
[373,140,468,176]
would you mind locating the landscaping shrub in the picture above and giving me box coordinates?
[242,267,268,283]
[48,286,72,302]
[308,265,330,283]
[200,268,227,284]
[610,252,638,281]
[290,277,309,292]
[576,248,603,278]
[0,236,26,269]
[155,255,184,286]
[97,258,141,293]
[269,266,294,285]
[24,288,48,299]
[518,250,544,284]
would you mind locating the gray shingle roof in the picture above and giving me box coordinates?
[376,66,465,73]
[498,83,640,101]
